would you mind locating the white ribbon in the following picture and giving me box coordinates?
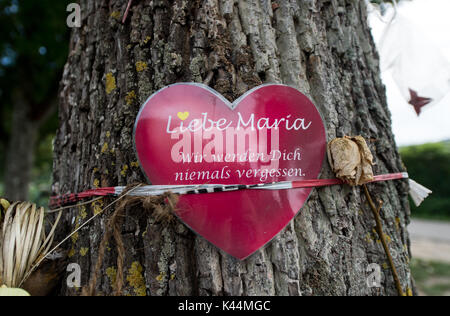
[408,179,432,207]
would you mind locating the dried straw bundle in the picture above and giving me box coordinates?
[0,202,61,288]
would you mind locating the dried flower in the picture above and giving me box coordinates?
[327,136,374,186]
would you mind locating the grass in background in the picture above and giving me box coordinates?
[411,259,450,296]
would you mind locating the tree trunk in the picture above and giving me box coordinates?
[53,0,414,296]
[4,90,37,201]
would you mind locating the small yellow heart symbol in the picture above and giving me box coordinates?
[177,112,190,121]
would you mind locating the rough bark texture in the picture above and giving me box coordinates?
[53,0,413,296]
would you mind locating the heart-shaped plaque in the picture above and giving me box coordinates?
[134,83,326,260]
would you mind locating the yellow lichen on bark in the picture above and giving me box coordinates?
[106,267,117,289]
[80,248,89,257]
[156,273,165,282]
[92,199,104,215]
[130,161,139,168]
[110,11,121,20]
[135,61,148,72]
[142,36,151,45]
[79,206,87,219]
[120,165,129,177]
[125,91,136,105]
[101,142,109,154]
[127,262,146,296]
[68,247,76,258]
[105,73,116,94]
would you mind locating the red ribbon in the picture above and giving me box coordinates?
[122,0,134,24]
[49,173,407,209]
[291,173,407,188]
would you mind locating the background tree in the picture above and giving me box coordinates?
[0,0,70,202]
[53,0,413,296]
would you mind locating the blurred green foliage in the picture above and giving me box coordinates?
[0,0,71,204]
[29,134,54,206]
[0,0,71,101]
[411,259,450,296]
[400,141,450,221]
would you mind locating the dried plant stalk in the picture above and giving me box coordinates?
[0,202,61,288]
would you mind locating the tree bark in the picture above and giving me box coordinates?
[53,0,414,296]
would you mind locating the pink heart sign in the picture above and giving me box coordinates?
[134,83,326,260]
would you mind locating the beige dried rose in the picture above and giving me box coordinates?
[327,136,374,186]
